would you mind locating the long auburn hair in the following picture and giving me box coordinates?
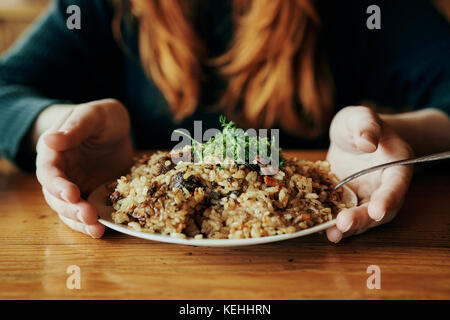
[115,0,334,138]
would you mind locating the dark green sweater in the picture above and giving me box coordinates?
[0,0,449,171]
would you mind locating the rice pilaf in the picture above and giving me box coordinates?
[108,151,352,239]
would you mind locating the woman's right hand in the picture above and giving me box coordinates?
[35,99,134,238]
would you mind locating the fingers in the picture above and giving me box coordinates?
[43,188,104,238]
[43,103,105,152]
[36,136,80,203]
[327,203,372,243]
[37,98,129,203]
[59,214,105,239]
[326,226,343,243]
[43,188,99,225]
[330,106,382,154]
[43,99,130,152]
[335,203,372,233]
[36,162,80,203]
[368,166,412,222]
[328,166,412,243]
[35,99,128,239]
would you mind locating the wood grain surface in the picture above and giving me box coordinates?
[0,0,50,54]
[0,150,449,299]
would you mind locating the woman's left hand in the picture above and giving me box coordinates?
[326,106,414,243]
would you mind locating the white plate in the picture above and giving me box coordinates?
[88,183,357,247]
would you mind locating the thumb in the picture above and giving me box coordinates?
[330,106,382,154]
[43,102,107,151]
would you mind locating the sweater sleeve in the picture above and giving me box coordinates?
[0,0,123,171]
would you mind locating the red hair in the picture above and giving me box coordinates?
[119,0,334,138]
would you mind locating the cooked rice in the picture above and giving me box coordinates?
[108,151,352,239]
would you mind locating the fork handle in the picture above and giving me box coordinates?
[334,151,450,190]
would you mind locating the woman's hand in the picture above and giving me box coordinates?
[35,99,133,238]
[326,106,414,243]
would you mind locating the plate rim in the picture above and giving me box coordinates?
[98,216,337,247]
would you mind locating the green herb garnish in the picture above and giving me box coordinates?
[174,116,284,169]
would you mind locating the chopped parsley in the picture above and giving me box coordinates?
[174,116,284,168]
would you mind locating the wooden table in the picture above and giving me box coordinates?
[0,0,50,53]
[0,150,449,299]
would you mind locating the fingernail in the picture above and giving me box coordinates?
[375,212,386,222]
[361,132,376,144]
[58,128,72,135]
[60,191,69,202]
[332,235,342,244]
[85,226,97,239]
[343,220,353,233]
[360,134,377,151]
[76,210,87,224]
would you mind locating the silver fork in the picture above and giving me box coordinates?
[334,151,450,190]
